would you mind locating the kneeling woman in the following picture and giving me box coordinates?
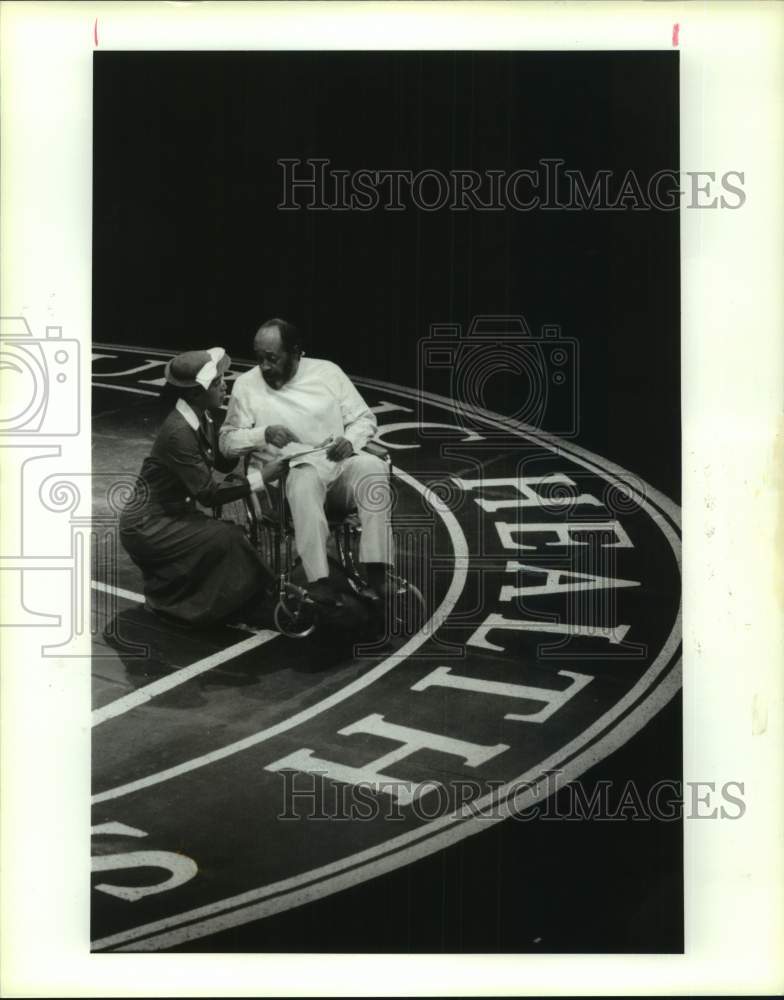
[120,347,280,627]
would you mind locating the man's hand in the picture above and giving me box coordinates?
[265,425,300,448]
[326,436,355,462]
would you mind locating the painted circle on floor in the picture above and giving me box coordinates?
[90,345,680,951]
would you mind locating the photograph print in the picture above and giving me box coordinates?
[90,49,683,953]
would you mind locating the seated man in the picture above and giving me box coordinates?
[219,318,394,603]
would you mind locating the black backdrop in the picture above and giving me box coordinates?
[93,50,681,952]
[93,50,679,500]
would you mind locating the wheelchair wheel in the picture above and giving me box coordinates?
[274,595,317,638]
[390,576,427,635]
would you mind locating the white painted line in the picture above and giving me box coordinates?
[91,578,276,726]
[91,467,467,802]
[94,342,192,359]
[91,629,279,728]
[92,381,159,397]
[91,579,145,604]
[91,580,264,635]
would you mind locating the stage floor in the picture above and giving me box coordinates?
[90,346,682,953]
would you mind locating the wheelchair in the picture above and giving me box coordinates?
[218,443,426,639]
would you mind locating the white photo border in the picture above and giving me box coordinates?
[1,1,782,995]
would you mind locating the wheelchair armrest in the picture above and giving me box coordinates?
[363,440,390,461]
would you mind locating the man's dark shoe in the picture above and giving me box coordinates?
[307,577,343,607]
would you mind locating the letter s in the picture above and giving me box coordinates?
[720,171,746,208]
[720,781,746,819]
[91,822,198,902]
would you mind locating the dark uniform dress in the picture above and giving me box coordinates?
[119,404,273,626]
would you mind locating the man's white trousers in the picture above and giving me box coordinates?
[285,452,394,581]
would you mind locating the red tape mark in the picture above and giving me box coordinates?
[672,23,680,47]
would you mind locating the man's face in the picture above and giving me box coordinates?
[254,326,298,390]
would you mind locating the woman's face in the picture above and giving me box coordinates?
[205,374,227,411]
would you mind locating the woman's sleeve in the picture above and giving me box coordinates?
[162,424,257,506]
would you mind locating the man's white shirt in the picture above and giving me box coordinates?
[219,357,378,484]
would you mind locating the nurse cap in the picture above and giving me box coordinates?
[164,347,231,390]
